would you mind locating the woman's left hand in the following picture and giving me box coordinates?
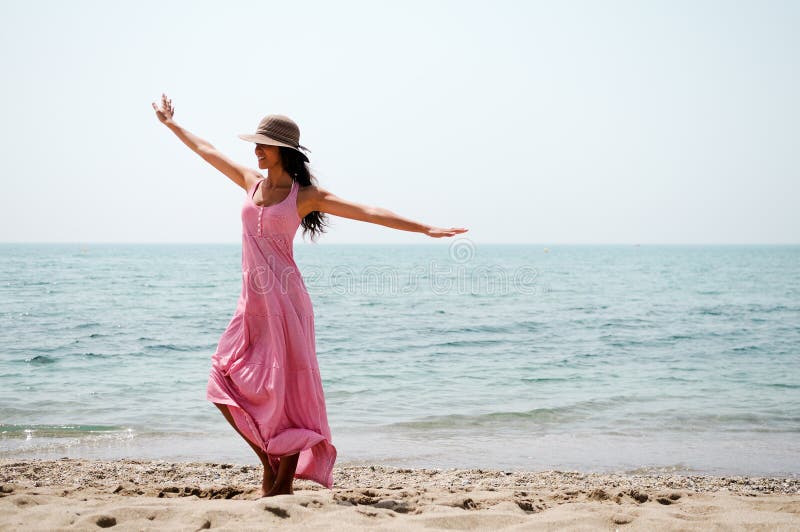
[424,226,469,238]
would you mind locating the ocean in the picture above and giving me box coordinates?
[1,242,798,477]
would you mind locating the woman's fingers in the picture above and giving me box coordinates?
[152,99,173,122]
[425,226,468,238]
[152,93,175,119]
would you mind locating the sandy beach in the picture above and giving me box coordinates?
[0,459,798,530]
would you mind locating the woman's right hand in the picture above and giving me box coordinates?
[151,93,175,125]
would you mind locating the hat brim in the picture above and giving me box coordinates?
[238,134,309,162]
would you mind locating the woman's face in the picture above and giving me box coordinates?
[254,143,281,170]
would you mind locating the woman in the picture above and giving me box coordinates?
[151,94,468,497]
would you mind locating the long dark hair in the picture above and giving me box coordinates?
[278,146,330,243]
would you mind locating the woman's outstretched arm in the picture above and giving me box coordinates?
[151,93,259,191]
[308,186,468,238]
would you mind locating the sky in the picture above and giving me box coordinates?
[0,0,797,245]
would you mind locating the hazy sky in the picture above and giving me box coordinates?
[1,0,797,244]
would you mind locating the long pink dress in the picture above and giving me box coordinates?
[206,177,337,489]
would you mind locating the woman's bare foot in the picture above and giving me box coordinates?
[261,452,299,497]
[263,483,294,497]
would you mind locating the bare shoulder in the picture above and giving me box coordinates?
[298,184,344,207]
[298,183,328,200]
[243,171,264,192]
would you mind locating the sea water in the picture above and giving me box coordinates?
[1,242,798,477]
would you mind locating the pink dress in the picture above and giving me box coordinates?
[206,177,337,489]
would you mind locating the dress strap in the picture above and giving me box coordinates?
[250,178,265,200]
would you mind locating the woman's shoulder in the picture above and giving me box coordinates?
[244,172,265,191]
[298,182,321,194]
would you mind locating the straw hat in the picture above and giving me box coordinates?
[238,114,311,162]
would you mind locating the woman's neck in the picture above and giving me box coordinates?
[266,168,292,188]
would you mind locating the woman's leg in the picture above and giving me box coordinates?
[213,402,276,496]
[265,451,300,496]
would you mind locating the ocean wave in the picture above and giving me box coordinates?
[81,352,108,359]
[757,382,800,390]
[653,375,701,383]
[729,344,769,353]
[430,339,499,348]
[24,355,57,365]
[0,424,131,438]
[73,322,101,329]
[519,376,574,383]
[623,462,702,474]
[745,304,798,313]
[658,411,800,430]
[143,343,197,352]
[457,324,513,334]
[383,397,629,430]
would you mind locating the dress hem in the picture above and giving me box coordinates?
[206,389,336,489]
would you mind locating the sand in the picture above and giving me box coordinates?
[1,459,798,531]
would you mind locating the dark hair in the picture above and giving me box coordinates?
[278,146,330,243]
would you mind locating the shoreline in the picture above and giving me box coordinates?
[2,459,798,530]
